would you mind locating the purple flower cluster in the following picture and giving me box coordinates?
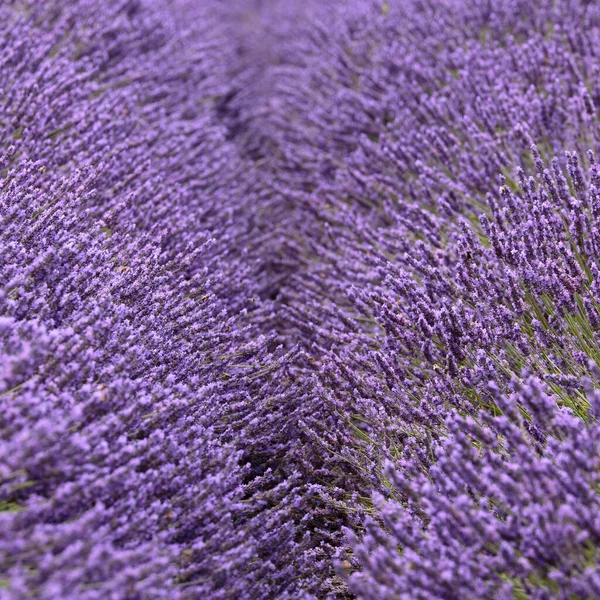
[348,376,600,599]
[232,0,600,597]
[5,0,600,598]
[0,2,270,598]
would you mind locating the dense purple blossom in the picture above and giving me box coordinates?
[5,0,600,598]
[0,1,271,598]
[347,377,600,599]
[233,0,600,597]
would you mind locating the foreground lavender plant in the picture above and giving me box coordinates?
[347,377,600,599]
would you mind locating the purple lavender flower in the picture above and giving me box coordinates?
[7,0,600,598]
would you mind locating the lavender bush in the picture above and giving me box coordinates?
[4,0,600,598]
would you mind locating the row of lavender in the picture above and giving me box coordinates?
[0,1,286,597]
[3,0,600,598]
[234,0,600,597]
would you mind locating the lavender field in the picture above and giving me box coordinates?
[3,0,600,598]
